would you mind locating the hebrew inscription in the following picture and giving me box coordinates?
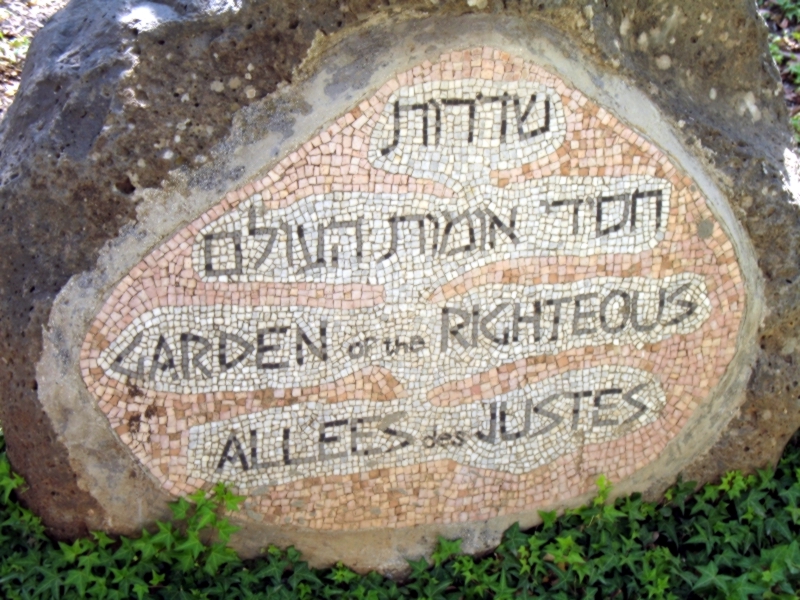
[196,176,670,286]
[81,48,746,530]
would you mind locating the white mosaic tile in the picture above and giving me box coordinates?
[191,366,665,489]
[79,47,747,531]
[194,175,671,289]
[368,79,566,186]
[99,274,709,394]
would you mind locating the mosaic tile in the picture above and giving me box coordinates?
[80,47,746,530]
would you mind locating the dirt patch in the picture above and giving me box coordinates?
[0,0,67,120]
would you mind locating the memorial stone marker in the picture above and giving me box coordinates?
[83,47,743,527]
[0,0,796,573]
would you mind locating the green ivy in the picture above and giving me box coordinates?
[773,0,800,24]
[761,0,800,143]
[3,432,800,598]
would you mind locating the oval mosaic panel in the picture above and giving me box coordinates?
[81,47,745,530]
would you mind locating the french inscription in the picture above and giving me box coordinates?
[193,366,665,488]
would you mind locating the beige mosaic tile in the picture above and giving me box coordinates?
[80,47,745,530]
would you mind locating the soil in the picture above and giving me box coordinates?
[0,0,67,120]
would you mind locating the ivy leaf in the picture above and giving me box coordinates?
[538,510,558,529]
[32,566,62,599]
[432,536,461,566]
[692,562,732,593]
[756,466,776,491]
[779,482,800,507]
[545,534,585,566]
[569,559,593,584]
[664,478,697,513]
[63,568,93,597]
[420,577,452,600]
[500,522,528,554]
[329,562,360,585]
[786,505,800,526]
[91,531,114,549]
[406,556,430,579]
[109,567,131,584]
[187,488,208,506]
[686,523,716,556]
[600,503,627,523]
[173,548,197,573]
[490,570,517,600]
[189,505,217,533]
[714,546,744,570]
[77,552,102,571]
[58,540,89,564]
[203,543,238,575]
[174,531,204,561]
[765,514,793,543]
[453,554,479,582]
[132,581,151,600]
[257,556,289,581]
[111,537,137,564]
[788,62,800,85]
[0,463,25,503]
[725,574,767,600]
[86,576,109,599]
[286,546,303,563]
[214,518,241,544]
[150,521,176,551]
[131,529,158,562]
[287,561,322,590]
[212,482,247,512]
[764,540,800,576]
[593,474,613,506]
[701,484,721,503]
[169,497,192,521]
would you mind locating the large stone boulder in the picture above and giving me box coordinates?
[0,0,796,574]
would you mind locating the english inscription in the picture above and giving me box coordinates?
[100,274,709,392]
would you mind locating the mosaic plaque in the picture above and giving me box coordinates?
[81,47,745,530]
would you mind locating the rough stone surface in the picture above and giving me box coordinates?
[0,0,797,574]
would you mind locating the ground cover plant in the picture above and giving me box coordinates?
[761,0,800,141]
[1,430,800,598]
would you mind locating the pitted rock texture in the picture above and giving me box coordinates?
[0,0,795,573]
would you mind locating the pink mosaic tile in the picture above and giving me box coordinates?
[80,47,745,530]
